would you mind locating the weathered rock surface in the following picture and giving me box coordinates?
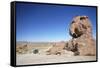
[46,42,66,55]
[16,44,28,54]
[68,16,96,56]
[46,16,96,56]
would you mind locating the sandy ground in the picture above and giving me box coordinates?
[16,42,96,65]
[16,54,96,65]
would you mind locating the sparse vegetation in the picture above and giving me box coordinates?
[33,49,39,54]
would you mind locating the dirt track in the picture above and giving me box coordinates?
[17,54,96,65]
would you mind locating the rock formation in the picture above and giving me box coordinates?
[16,44,28,54]
[46,42,66,55]
[68,16,96,56]
[46,16,96,56]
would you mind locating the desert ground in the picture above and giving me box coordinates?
[16,42,96,65]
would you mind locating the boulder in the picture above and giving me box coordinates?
[46,42,66,55]
[68,16,96,56]
[46,16,96,56]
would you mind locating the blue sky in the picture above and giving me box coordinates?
[16,3,97,42]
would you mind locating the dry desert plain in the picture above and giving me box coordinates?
[16,42,96,65]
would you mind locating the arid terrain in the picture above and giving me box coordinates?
[16,16,97,65]
[16,42,96,65]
